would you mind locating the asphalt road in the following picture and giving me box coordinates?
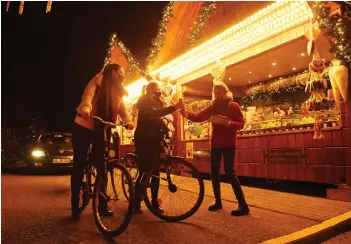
[2,170,321,244]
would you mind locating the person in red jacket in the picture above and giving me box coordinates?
[182,82,249,216]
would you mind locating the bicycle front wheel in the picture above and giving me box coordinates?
[121,153,139,201]
[92,163,134,237]
[142,158,204,222]
[79,166,94,212]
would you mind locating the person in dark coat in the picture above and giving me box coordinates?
[133,82,182,213]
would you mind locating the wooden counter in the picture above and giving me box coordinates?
[179,125,350,185]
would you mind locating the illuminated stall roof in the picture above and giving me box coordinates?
[185,35,334,93]
[125,1,313,102]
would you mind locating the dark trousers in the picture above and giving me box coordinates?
[134,142,161,208]
[70,123,107,209]
[134,169,160,208]
[210,148,247,206]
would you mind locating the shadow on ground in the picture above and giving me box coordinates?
[200,173,337,198]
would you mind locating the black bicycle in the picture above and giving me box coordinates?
[121,127,205,222]
[78,116,134,237]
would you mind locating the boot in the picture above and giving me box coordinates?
[231,203,250,216]
[98,203,113,217]
[71,170,83,220]
[151,174,164,213]
[71,197,80,220]
[98,194,113,217]
[209,174,222,211]
[133,176,143,214]
[208,201,223,211]
[133,193,143,214]
[230,175,249,216]
[133,207,143,214]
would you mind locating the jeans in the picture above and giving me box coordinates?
[210,147,247,206]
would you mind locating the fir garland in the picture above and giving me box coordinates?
[103,33,118,69]
[311,2,351,68]
[117,40,145,78]
[146,1,176,70]
[187,1,216,49]
[242,86,305,111]
[103,33,145,79]
[241,71,331,111]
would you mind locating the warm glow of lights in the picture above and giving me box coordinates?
[272,62,276,66]
[269,75,272,78]
[229,77,232,80]
[293,67,296,70]
[249,71,252,74]
[125,1,313,102]
[123,78,148,102]
[301,53,305,56]
[248,80,251,83]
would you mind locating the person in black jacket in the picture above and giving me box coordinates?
[133,81,182,213]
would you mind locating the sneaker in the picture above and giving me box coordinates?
[208,201,223,211]
[231,205,250,216]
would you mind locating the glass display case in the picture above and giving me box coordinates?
[182,97,212,140]
[120,126,135,145]
[240,88,340,135]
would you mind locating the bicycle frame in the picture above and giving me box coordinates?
[89,116,124,162]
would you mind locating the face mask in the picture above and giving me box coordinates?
[113,75,124,84]
[153,91,162,98]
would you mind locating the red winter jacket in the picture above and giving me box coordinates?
[186,99,245,148]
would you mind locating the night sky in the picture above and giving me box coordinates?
[1,1,167,135]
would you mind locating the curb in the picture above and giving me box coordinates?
[261,210,351,244]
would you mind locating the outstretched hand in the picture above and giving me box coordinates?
[174,101,183,110]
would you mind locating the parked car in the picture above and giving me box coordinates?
[25,132,73,169]
[1,139,25,166]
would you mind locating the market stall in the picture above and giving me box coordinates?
[174,1,351,185]
[120,1,350,185]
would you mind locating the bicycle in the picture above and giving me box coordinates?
[121,124,205,222]
[78,115,134,237]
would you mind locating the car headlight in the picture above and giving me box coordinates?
[31,150,45,157]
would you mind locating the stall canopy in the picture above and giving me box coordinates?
[124,1,317,102]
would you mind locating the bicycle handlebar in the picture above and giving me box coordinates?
[90,116,123,127]
[78,114,125,128]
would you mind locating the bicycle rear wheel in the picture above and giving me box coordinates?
[142,158,204,222]
[92,163,134,237]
